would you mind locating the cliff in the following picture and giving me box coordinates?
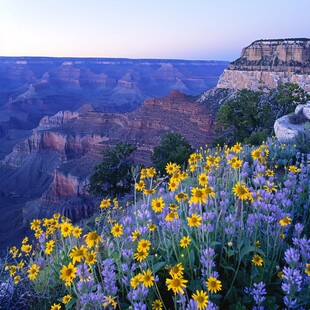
[0,90,217,241]
[217,39,310,91]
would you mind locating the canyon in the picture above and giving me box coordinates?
[0,58,228,250]
[1,38,310,252]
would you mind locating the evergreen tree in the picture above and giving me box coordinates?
[151,132,193,174]
[89,142,137,197]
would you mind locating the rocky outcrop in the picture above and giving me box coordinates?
[230,39,310,72]
[38,110,79,129]
[1,89,216,195]
[217,39,310,91]
[274,102,310,143]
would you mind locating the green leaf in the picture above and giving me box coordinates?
[220,263,236,272]
[152,262,166,274]
[112,252,121,262]
[239,246,265,261]
[210,241,222,247]
[188,279,202,292]
[189,249,195,266]
[65,297,76,309]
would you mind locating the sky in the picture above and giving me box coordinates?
[0,0,309,61]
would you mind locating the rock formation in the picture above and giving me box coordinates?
[274,102,310,143]
[217,39,310,91]
[0,91,218,249]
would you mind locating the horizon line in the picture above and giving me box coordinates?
[0,55,231,62]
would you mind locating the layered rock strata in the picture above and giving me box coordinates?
[217,39,310,91]
[0,91,217,238]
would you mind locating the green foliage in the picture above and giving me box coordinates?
[151,132,193,174]
[216,89,267,145]
[295,129,310,154]
[270,83,310,119]
[89,142,137,197]
[215,83,310,145]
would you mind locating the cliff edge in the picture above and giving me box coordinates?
[217,39,310,91]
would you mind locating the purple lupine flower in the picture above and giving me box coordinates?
[208,176,216,185]
[294,223,304,236]
[158,187,165,194]
[137,209,152,222]
[210,271,219,279]
[122,275,129,286]
[225,227,234,235]
[240,161,249,178]
[205,211,217,221]
[220,190,227,198]
[122,248,134,258]
[122,263,129,272]
[77,278,94,294]
[283,180,293,188]
[283,296,298,308]
[254,162,265,173]
[188,203,201,215]
[251,282,267,305]
[101,258,117,295]
[219,200,225,208]
[80,290,105,309]
[186,299,198,310]
[77,263,92,282]
[200,247,216,276]
[281,282,291,295]
[282,267,303,293]
[39,233,46,244]
[37,257,45,267]
[253,176,266,186]
[293,237,310,259]
[244,287,251,294]
[206,301,217,310]
[284,248,300,266]
[128,285,148,302]
[140,262,147,270]
[176,293,186,305]
[133,302,147,310]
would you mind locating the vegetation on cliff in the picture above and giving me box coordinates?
[1,139,309,309]
[151,132,193,175]
[216,83,310,146]
[89,143,137,197]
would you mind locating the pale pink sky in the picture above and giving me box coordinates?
[0,0,309,60]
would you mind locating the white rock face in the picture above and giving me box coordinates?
[274,103,310,143]
[38,110,78,129]
[274,116,302,143]
[217,70,310,92]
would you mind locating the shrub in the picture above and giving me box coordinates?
[89,142,137,197]
[151,132,193,175]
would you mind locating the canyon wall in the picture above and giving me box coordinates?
[0,90,217,246]
[217,39,310,91]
